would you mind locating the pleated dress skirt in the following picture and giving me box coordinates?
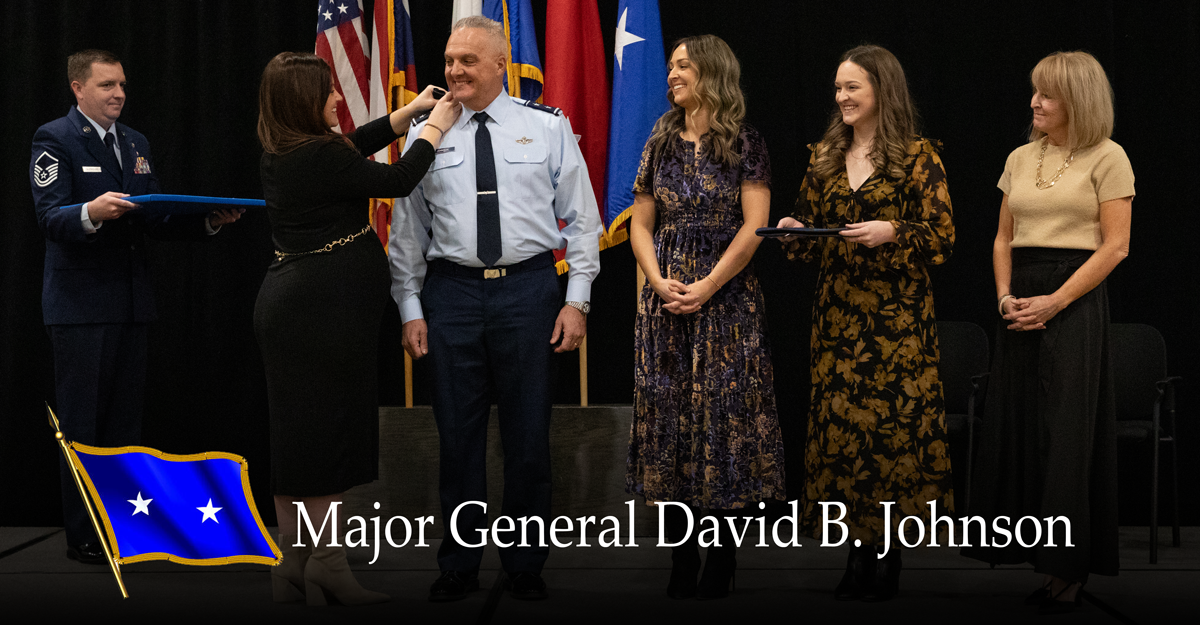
[962,247,1119,582]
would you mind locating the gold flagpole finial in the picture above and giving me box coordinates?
[46,403,62,433]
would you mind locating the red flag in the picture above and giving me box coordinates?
[368,0,421,246]
[543,0,609,266]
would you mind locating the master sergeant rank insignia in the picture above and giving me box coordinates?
[33,151,59,187]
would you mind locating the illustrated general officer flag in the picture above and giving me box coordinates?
[68,444,280,566]
[51,406,279,597]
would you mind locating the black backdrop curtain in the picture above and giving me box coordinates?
[2,0,1197,527]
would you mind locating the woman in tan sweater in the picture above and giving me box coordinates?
[963,51,1134,615]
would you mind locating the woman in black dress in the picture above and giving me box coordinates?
[255,51,460,606]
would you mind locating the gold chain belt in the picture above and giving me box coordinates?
[274,225,373,262]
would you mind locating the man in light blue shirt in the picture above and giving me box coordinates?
[389,16,601,602]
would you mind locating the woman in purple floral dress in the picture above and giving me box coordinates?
[626,35,785,601]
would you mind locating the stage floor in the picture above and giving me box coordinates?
[0,526,1195,623]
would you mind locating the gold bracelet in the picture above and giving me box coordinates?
[706,275,721,289]
[425,123,445,136]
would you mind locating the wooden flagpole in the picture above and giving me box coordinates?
[579,338,588,407]
[404,352,413,408]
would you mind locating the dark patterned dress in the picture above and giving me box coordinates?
[785,137,955,544]
[626,124,786,510]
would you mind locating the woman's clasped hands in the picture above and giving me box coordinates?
[651,275,718,315]
[1001,294,1066,332]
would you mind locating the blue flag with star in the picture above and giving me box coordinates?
[69,443,279,565]
[602,0,669,244]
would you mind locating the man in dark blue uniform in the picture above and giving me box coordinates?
[30,49,241,563]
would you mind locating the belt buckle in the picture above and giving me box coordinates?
[483,268,506,279]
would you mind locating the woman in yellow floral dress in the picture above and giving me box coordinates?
[777,44,954,602]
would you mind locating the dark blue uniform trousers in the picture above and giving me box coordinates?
[50,323,147,547]
[423,257,559,575]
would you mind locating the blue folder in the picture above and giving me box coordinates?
[122,194,265,215]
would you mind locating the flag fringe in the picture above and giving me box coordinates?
[599,204,634,251]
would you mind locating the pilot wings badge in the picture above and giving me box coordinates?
[516,137,533,145]
[33,151,59,187]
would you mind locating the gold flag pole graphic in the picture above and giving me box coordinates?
[46,404,129,599]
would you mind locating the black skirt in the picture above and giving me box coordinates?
[962,247,1119,582]
[254,234,390,497]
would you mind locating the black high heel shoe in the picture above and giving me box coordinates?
[696,544,736,600]
[834,544,875,601]
[666,544,701,599]
[1024,580,1052,606]
[664,504,701,599]
[667,562,700,599]
[861,547,901,602]
[1038,582,1083,615]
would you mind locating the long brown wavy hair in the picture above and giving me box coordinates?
[811,45,918,181]
[257,52,350,155]
[644,35,746,168]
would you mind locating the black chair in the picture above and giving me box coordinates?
[936,321,990,514]
[1109,323,1182,564]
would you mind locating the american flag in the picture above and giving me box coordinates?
[315,0,370,134]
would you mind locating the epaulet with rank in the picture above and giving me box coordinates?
[411,111,431,126]
[513,98,561,116]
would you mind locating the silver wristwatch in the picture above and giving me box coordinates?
[565,301,591,315]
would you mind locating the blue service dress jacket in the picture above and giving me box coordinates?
[30,106,206,326]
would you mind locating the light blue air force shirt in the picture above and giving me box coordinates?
[389,94,603,324]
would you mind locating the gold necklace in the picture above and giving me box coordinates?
[1035,138,1076,189]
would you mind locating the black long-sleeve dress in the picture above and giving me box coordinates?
[255,117,434,496]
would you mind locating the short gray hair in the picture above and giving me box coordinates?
[451,16,507,55]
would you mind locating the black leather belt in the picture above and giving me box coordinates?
[427,251,555,280]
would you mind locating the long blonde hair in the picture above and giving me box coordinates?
[1028,51,1114,150]
[644,35,746,168]
[812,45,917,181]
